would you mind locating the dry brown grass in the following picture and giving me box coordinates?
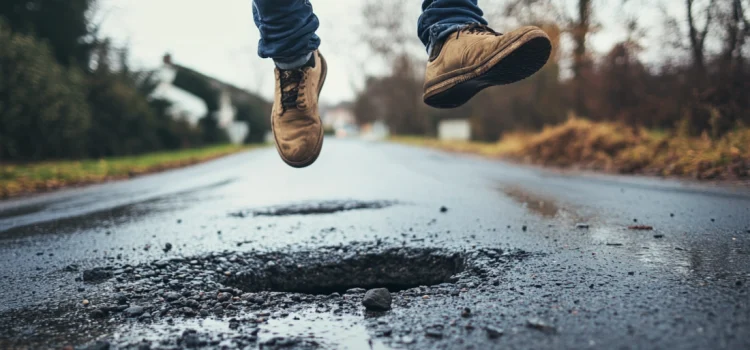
[392,117,750,180]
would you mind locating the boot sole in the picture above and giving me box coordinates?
[423,29,552,109]
[275,52,328,169]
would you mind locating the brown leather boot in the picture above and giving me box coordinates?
[271,50,327,168]
[423,24,551,109]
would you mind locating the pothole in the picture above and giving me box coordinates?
[2,243,527,348]
[229,200,399,218]
[225,247,505,295]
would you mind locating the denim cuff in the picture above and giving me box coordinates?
[274,52,313,70]
[426,23,468,56]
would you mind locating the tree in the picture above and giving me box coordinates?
[234,99,270,144]
[356,0,432,135]
[0,23,91,160]
[686,0,717,80]
[0,0,95,68]
[572,0,593,116]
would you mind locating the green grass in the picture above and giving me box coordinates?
[1,144,261,199]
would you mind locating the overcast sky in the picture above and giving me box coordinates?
[98,0,687,105]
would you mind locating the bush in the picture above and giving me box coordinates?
[0,24,91,161]
[85,43,209,157]
[85,68,163,157]
[234,100,269,143]
[515,117,642,170]
[508,117,750,179]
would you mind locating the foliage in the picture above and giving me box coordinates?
[0,144,254,199]
[354,23,567,140]
[86,63,160,157]
[197,115,230,145]
[84,42,207,157]
[233,100,269,143]
[355,1,750,145]
[354,55,434,135]
[0,24,91,160]
[0,0,95,68]
[1,1,239,163]
[393,117,750,180]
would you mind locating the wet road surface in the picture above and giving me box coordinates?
[1,139,749,349]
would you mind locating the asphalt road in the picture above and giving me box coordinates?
[1,139,749,349]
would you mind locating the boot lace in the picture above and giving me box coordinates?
[279,69,308,114]
[456,23,501,39]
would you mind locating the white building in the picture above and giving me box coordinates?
[438,119,471,141]
[153,63,207,126]
[152,54,251,144]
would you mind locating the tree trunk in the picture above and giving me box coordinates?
[572,0,591,116]
[686,0,715,80]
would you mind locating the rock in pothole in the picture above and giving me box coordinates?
[527,318,557,334]
[123,306,145,317]
[362,288,392,311]
[82,267,113,283]
[485,326,504,339]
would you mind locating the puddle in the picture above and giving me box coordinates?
[501,186,562,218]
[0,178,236,236]
[0,200,62,220]
[101,309,390,350]
[0,199,163,239]
[500,185,589,224]
[227,247,464,294]
[593,226,750,282]
[262,309,390,349]
[230,200,399,218]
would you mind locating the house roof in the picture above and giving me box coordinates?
[160,54,269,110]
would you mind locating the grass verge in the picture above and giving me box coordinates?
[1,144,260,199]
[393,118,749,181]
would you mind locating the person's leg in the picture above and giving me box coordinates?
[419,0,552,109]
[252,0,327,168]
[252,0,320,69]
[417,0,487,55]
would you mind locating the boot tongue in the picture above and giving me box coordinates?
[430,24,500,62]
[428,40,445,62]
[463,23,499,35]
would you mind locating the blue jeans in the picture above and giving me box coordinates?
[252,0,487,69]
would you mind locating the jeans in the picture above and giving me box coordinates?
[252,0,487,69]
